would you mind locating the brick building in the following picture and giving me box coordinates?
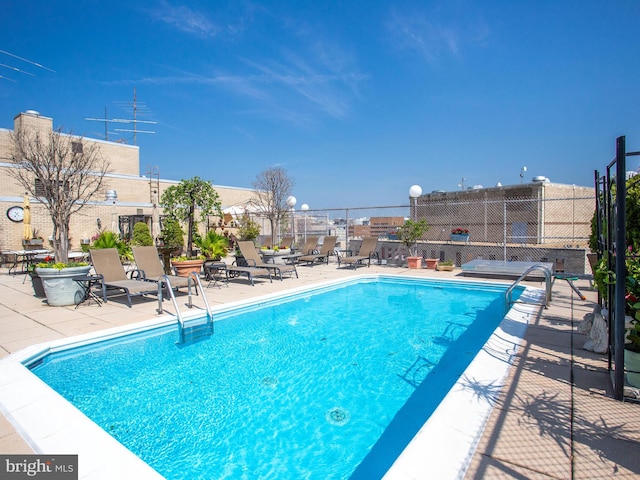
[0,110,256,251]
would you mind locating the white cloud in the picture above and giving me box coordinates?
[150,1,221,38]
[385,4,490,64]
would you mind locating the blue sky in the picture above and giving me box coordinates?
[2,1,640,210]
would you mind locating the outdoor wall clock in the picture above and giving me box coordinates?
[6,206,24,222]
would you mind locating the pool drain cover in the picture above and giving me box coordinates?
[325,407,350,426]
[261,376,279,388]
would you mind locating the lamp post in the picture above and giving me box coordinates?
[286,195,297,244]
[409,185,422,221]
[301,204,309,241]
[105,190,118,234]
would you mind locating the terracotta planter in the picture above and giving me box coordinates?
[407,257,422,269]
[171,259,204,277]
[425,258,439,269]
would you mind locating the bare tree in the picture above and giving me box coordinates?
[9,127,110,263]
[253,167,294,246]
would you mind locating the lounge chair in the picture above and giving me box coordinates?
[237,241,298,280]
[90,248,159,307]
[226,264,273,286]
[279,236,293,249]
[298,236,338,265]
[337,237,380,269]
[281,236,319,264]
[132,246,191,292]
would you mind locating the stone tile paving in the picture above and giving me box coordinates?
[0,262,638,478]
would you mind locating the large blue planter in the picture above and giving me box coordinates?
[36,265,92,306]
[450,234,470,243]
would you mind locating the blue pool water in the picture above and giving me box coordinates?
[32,277,517,479]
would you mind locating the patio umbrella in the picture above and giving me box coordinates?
[23,194,32,240]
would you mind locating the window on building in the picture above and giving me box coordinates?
[71,141,83,154]
[34,178,69,197]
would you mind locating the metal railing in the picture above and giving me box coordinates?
[157,272,213,343]
[504,264,553,313]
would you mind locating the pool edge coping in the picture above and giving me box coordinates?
[0,274,542,479]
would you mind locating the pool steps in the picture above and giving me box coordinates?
[158,272,214,343]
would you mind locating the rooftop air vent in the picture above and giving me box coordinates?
[532,176,549,183]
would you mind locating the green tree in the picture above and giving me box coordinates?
[160,176,222,256]
[237,214,261,243]
[160,217,184,250]
[397,219,430,258]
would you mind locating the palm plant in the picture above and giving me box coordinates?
[194,231,229,260]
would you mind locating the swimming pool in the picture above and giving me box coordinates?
[0,275,543,479]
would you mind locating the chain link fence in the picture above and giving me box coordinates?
[273,194,595,275]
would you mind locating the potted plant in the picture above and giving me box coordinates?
[625,255,640,387]
[35,255,91,306]
[626,314,640,387]
[437,259,455,272]
[159,176,223,256]
[91,231,133,263]
[450,228,470,242]
[194,230,229,261]
[397,219,430,269]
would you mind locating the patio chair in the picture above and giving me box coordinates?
[226,263,273,286]
[298,236,338,265]
[89,248,159,307]
[279,236,294,249]
[237,241,298,280]
[337,237,380,269]
[132,246,192,292]
[281,236,319,264]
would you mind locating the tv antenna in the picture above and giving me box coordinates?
[85,87,156,145]
[0,49,55,82]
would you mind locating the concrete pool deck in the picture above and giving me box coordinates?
[0,261,638,478]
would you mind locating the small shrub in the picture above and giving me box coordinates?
[132,222,154,246]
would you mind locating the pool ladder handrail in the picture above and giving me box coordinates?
[157,272,214,343]
[504,264,552,313]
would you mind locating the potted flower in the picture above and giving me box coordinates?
[397,219,430,269]
[450,228,470,242]
[35,255,91,306]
